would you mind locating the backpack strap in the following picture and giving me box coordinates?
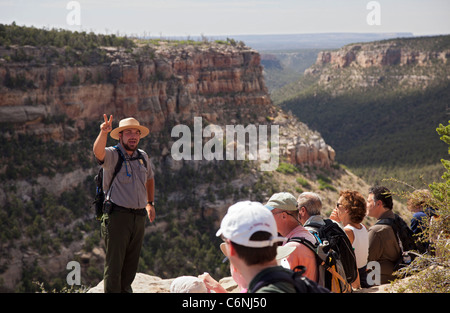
[129,148,148,168]
[376,216,404,251]
[287,237,325,273]
[250,268,309,293]
[287,237,318,254]
[105,146,125,199]
[376,218,394,226]
[105,146,148,199]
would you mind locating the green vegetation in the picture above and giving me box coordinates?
[388,121,450,292]
[0,120,92,181]
[278,35,450,191]
[137,36,243,47]
[282,82,449,190]
[0,22,135,49]
[317,174,337,192]
[0,23,136,68]
[276,161,299,174]
[261,49,320,93]
[359,34,450,52]
[296,176,310,188]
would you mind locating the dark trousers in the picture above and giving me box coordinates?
[102,210,146,293]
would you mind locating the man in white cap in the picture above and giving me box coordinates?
[216,201,297,293]
[93,114,155,293]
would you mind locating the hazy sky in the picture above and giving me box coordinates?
[1,0,449,37]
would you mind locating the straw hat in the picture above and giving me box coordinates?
[110,117,150,140]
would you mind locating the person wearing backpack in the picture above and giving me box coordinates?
[366,186,403,284]
[216,201,329,293]
[297,192,358,292]
[264,192,318,283]
[407,189,437,253]
[297,192,326,233]
[93,114,155,293]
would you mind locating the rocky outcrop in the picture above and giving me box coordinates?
[274,110,335,168]
[304,37,450,94]
[87,273,240,293]
[0,42,273,136]
[315,41,450,69]
[0,41,335,168]
[87,272,399,293]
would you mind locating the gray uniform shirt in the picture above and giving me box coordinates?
[101,143,154,209]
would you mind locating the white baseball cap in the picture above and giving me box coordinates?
[216,201,285,248]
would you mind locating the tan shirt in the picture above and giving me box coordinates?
[368,210,401,284]
[101,143,154,209]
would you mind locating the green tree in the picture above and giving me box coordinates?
[390,121,450,292]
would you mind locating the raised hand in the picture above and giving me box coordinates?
[100,114,113,133]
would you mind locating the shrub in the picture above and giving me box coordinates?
[389,121,450,292]
[296,177,310,188]
[276,162,298,174]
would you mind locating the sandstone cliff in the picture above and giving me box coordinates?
[304,36,450,94]
[0,42,271,131]
[315,43,449,69]
[0,40,335,168]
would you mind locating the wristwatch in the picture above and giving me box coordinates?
[147,201,154,206]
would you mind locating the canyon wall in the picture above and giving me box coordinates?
[303,38,450,94]
[0,43,272,132]
[315,42,450,69]
[0,42,335,168]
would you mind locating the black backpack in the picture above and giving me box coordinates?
[290,219,357,293]
[376,213,424,270]
[249,267,330,293]
[92,146,147,220]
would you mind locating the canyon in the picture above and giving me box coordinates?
[0,40,336,169]
[0,37,337,291]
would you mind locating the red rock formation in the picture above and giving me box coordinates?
[0,43,273,134]
[0,42,335,168]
